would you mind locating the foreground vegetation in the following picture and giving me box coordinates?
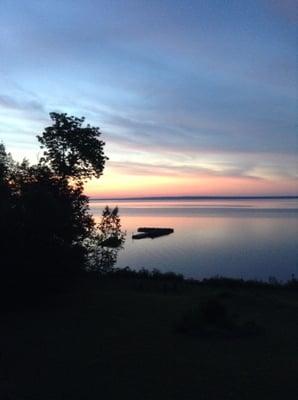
[0,272,297,400]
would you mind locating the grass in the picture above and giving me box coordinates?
[0,272,298,399]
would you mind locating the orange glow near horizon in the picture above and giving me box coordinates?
[84,169,298,198]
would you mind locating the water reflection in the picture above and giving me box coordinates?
[90,198,298,281]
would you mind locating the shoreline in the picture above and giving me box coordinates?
[89,266,298,289]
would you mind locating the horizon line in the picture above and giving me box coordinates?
[90,195,298,201]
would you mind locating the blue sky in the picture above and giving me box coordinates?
[0,0,297,196]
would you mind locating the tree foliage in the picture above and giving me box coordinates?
[0,143,8,181]
[37,113,107,182]
[1,161,94,280]
[0,143,14,194]
[85,206,125,273]
[99,206,126,247]
[1,113,124,303]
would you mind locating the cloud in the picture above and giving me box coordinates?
[0,94,44,113]
[108,160,263,181]
[99,107,298,156]
[0,0,296,194]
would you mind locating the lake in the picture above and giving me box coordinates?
[90,198,298,282]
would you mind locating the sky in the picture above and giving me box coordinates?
[0,0,297,197]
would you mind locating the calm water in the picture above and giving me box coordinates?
[90,198,298,281]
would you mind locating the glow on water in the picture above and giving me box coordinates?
[90,198,298,281]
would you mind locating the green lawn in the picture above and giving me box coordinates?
[1,276,298,399]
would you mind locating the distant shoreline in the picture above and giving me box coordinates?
[90,195,298,201]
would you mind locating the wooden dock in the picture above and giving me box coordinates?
[132,227,174,240]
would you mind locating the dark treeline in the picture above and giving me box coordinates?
[0,113,124,303]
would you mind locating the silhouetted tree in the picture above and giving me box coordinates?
[37,113,107,183]
[0,143,8,182]
[1,161,94,281]
[99,206,125,247]
[0,143,13,195]
[0,114,125,304]
[85,206,125,272]
[0,144,16,269]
